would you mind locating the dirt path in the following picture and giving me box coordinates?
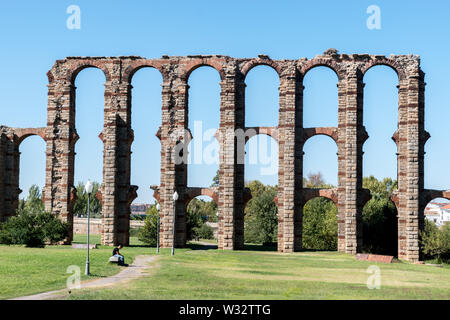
[10,255,156,300]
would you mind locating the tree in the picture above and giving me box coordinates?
[302,197,338,250]
[211,170,219,187]
[362,176,398,256]
[73,181,102,218]
[420,220,450,263]
[24,185,44,213]
[138,204,158,246]
[187,198,218,222]
[306,172,324,188]
[244,180,278,245]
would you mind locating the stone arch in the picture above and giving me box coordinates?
[183,187,219,208]
[128,65,164,204]
[362,64,399,180]
[302,127,338,146]
[244,127,279,144]
[300,193,339,251]
[182,60,226,82]
[298,58,344,81]
[301,188,339,207]
[241,58,282,79]
[14,130,47,209]
[360,57,406,81]
[123,61,166,84]
[363,191,399,257]
[68,61,110,84]
[244,134,279,185]
[184,65,221,188]
[302,134,338,187]
[14,128,46,147]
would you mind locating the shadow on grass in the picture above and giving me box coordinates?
[186,243,218,250]
[243,244,277,252]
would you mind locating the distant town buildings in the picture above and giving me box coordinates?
[425,202,450,227]
[130,203,152,215]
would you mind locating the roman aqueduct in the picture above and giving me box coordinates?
[0,50,449,262]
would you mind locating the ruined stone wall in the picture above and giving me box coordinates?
[0,51,447,262]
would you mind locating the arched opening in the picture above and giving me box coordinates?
[73,68,105,222]
[422,197,450,262]
[362,65,398,181]
[17,135,46,209]
[362,176,398,256]
[303,66,338,128]
[302,196,338,251]
[245,65,279,127]
[244,135,278,250]
[424,198,450,228]
[303,135,337,187]
[361,66,399,257]
[243,65,279,250]
[130,67,163,215]
[186,66,221,188]
[185,195,218,247]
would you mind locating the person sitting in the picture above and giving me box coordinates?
[112,244,128,266]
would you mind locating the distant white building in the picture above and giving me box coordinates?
[425,202,450,227]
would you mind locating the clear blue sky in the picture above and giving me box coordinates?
[1,0,449,204]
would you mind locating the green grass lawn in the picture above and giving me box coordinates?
[67,248,450,300]
[0,235,155,299]
[1,240,449,300]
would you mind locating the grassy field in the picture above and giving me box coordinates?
[67,248,450,300]
[1,238,449,300]
[0,234,155,299]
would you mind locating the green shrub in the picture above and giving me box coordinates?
[420,220,450,263]
[0,208,69,247]
[244,181,278,245]
[302,197,338,250]
[192,223,214,240]
[186,210,203,241]
[138,206,158,246]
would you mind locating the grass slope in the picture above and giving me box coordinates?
[0,235,154,299]
[68,249,450,300]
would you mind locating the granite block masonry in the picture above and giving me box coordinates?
[1,50,449,262]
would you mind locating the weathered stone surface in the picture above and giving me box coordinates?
[0,52,447,262]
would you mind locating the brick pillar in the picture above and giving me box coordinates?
[43,80,77,243]
[159,72,189,249]
[338,69,364,254]
[278,66,302,252]
[0,131,21,221]
[217,68,245,250]
[101,76,134,246]
[0,133,5,222]
[11,138,21,215]
[397,68,424,262]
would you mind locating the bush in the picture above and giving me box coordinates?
[192,223,214,240]
[0,208,69,247]
[138,205,158,246]
[420,220,450,263]
[186,210,203,241]
[244,182,278,245]
[302,197,338,250]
